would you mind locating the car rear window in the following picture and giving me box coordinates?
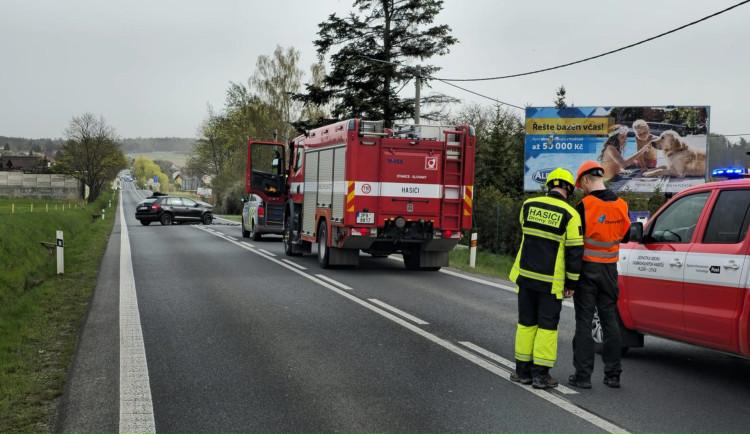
[703,189,750,244]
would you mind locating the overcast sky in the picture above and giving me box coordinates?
[1,0,748,139]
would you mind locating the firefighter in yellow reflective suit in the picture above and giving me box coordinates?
[509,168,583,389]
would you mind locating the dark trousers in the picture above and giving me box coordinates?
[516,286,562,379]
[572,261,622,380]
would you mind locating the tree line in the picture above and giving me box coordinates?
[37,0,750,245]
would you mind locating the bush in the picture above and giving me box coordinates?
[215,180,245,215]
[471,186,663,256]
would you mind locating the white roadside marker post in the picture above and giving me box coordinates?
[469,231,477,268]
[56,230,64,274]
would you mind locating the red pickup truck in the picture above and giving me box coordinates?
[610,178,750,358]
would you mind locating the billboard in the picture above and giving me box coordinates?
[524,106,710,194]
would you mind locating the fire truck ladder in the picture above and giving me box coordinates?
[440,129,466,232]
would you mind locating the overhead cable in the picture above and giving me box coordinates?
[435,0,750,82]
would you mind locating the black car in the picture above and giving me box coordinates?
[135,193,213,226]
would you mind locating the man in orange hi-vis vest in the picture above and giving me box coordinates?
[568,161,631,390]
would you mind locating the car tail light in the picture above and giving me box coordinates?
[257,206,265,217]
[151,203,160,211]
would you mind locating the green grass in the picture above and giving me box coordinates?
[0,192,117,433]
[218,214,241,222]
[449,246,514,279]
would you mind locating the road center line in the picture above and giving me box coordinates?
[119,192,156,433]
[282,259,307,270]
[314,274,353,290]
[194,226,627,433]
[368,298,429,325]
[459,341,578,395]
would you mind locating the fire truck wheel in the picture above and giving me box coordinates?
[317,221,331,268]
[403,249,420,270]
[283,213,300,256]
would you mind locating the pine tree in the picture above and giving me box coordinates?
[297,0,457,128]
[554,85,567,109]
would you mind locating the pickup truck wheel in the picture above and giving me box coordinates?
[317,221,330,268]
[241,217,250,238]
[160,213,173,226]
[593,308,630,356]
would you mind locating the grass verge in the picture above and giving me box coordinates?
[449,246,514,280]
[0,191,117,433]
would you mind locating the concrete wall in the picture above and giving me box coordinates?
[0,172,82,199]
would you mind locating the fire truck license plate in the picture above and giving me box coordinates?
[356,212,374,224]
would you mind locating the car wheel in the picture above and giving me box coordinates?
[160,213,173,226]
[317,220,330,268]
[251,219,261,241]
[139,220,151,226]
[202,213,213,225]
[241,217,250,238]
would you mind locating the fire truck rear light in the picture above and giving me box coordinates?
[352,227,371,236]
[258,206,264,217]
[442,230,460,239]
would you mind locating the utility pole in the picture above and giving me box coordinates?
[414,64,421,124]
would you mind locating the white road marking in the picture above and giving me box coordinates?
[438,268,575,309]
[368,299,429,325]
[282,259,307,270]
[225,235,238,241]
[258,249,276,257]
[314,274,352,290]
[193,227,627,433]
[240,241,255,248]
[459,342,578,395]
[119,193,156,433]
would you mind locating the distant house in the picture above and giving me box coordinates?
[180,174,212,191]
[181,175,201,191]
[0,155,51,172]
[172,171,183,191]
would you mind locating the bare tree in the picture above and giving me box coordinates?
[251,45,304,141]
[55,113,128,202]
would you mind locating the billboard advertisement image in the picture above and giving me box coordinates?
[524,106,710,194]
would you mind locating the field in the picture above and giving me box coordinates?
[127,151,190,168]
[0,192,116,432]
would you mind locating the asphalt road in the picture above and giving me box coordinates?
[53,182,750,433]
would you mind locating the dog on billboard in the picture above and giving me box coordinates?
[642,130,706,178]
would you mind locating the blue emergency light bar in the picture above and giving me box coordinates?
[712,167,747,178]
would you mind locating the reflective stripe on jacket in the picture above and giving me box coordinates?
[509,192,584,297]
[579,193,630,263]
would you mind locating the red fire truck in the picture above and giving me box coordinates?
[246,119,475,270]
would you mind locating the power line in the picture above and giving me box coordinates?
[436,0,750,82]
[356,55,526,110]
[431,78,525,110]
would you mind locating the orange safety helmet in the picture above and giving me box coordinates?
[575,160,605,188]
